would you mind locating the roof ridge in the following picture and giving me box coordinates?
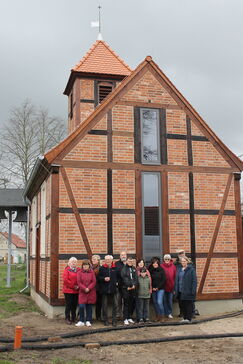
[101,40,132,73]
[44,55,242,170]
[148,58,243,170]
[72,40,100,71]
[72,40,132,74]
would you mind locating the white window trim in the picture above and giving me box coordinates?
[40,181,46,258]
[31,196,37,257]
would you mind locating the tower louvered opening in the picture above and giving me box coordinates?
[98,82,113,103]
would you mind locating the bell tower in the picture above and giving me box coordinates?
[64,40,132,134]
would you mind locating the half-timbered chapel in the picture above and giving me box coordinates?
[24,39,243,317]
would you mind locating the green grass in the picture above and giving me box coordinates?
[0,361,15,364]
[0,263,39,318]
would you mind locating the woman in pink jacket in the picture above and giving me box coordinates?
[161,254,176,319]
[75,260,96,327]
[63,257,80,324]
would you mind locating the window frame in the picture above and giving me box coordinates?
[140,108,161,165]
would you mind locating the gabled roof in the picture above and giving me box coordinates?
[72,40,132,76]
[45,56,243,171]
[0,189,27,208]
[1,232,26,249]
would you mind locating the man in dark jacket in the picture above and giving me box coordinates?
[121,256,138,325]
[115,250,127,319]
[98,255,118,326]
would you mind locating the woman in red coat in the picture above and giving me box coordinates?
[63,257,80,324]
[161,254,176,318]
[75,260,96,327]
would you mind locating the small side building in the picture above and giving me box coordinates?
[0,232,26,263]
[24,39,243,317]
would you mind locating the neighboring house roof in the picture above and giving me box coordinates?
[0,232,26,249]
[72,40,132,76]
[44,56,243,171]
[0,189,27,209]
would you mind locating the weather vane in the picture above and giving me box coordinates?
[98,5,101,34]
[91,5,103,40]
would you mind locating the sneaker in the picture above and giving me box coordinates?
[138,319,144,324]
[124,319,129,326]
[65,318,72,325]
[128,319,134,324]
[168,314,173,319]
[86,321,92,327]
[145,318,151,323]
[75,321,85,327]
[180,319,190,323]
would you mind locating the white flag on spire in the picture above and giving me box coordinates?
[91,21,99,28]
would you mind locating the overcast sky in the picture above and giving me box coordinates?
[0,0,242,157]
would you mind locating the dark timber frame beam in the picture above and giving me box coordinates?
[60,167,92,259]
[198,174,234,293]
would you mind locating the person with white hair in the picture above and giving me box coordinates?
[115,250,127,319]
[161,254,176,318]
[98,255,119,326]
[62,257,80,324]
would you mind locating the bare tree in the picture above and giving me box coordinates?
[0,99,66,186]
[36,107,66,155]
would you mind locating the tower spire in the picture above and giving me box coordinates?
[91,5,103,40]
[97,5,102,40]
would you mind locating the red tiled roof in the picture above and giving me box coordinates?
[1,232,26,249]
[72,40,132,76]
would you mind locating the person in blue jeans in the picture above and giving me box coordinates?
[148,257,166,322]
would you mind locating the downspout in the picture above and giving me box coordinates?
[20,202,30,293]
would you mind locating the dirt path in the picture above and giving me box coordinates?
[1,297,243,364]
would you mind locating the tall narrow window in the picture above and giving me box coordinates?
[40,182,46,257]
[31,197,37,257]
[142,172,162,262]
[142,172,162,260]
[140,108,160,164]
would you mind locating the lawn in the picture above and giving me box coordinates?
[0,263,39,318]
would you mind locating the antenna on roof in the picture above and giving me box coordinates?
[91,5,103,40]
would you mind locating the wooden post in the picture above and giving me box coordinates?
[14,326,23,349]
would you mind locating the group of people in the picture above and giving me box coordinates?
[62,249,197,327]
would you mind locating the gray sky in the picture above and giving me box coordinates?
[0,0,242,157]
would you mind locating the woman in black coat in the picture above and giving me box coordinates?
[175,256,197,323]
[148,257,166,321]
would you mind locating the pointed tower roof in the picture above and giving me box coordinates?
[72,40,132,76]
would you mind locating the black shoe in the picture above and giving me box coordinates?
[65,318,72,325]
[178,313,183,318]
[104,321,109,326]
[112,321,117,327]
